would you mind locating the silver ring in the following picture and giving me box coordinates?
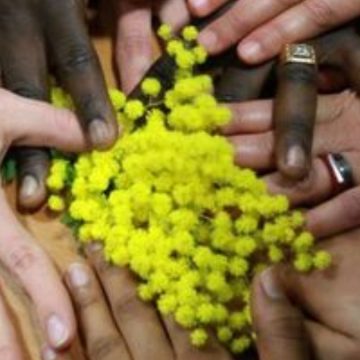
[321,153,354,194]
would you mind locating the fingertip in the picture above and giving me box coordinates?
[278,145,310,181]
[18,175,47,211]
[46,313,74,350]
[85,242,103,255]
[88,119,118,150]
[198,29,219,54]
[238,40,265,64]
[258,267,285,301]
[66,262,91,291]
[41,345,58,360]
[188,0,210,17]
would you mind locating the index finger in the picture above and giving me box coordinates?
[41,0,118,150]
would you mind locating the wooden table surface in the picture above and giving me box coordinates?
[1,32,118,360]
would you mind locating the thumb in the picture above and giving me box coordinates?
[0,89,87,152]
[251,267,310,360]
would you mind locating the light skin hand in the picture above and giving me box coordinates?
[112,0,190,94]
[0,89,87,357]
[63,244,232,360]
[188,0,360,65]
[252,228,360,360]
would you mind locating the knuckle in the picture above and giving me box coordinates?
[59,43,95,73]
[7,243,43,276]
[255,312,306,342]
[8,84,46,101]
[286,115,314,136]
[113,287,141,318]
[282,63,317,84]
[339,189,360,224]
[217,8,247,45]
[72,286,102,310]
[118,31,150,55]
[51,108,78,135]
[17,148,49,170]
[0,345,18,360]
[303,0,337,29]
[88,336,124,360]
[328,90,357,123]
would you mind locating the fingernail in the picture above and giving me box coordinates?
[286,145,306,169]
[88,119,111,149]
[41,346,57,360]
[20,175,38,198]
[239,41,262,62]
[198,30,218,52]
[47,314,69,348]
[260,268,284,300]
[190,0,208,11]
[87,242,103,253]
[68,263,89,288]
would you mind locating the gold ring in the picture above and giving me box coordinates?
[281,44,316,65]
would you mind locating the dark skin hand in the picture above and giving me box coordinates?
[217,23,360,181]
[0,0,118,210]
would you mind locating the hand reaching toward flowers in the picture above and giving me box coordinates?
[61,231,360,360]
[0,89,86,358]
[189,0,360,64]
[62,245,232,360]
[0,0,117,210]
[277,228,360,359]
[251,227,360,360]
[109,0,190,94]
[225,87,360,239]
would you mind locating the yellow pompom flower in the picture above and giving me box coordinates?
[176,49,196,69]
[191,328,208,347]
[313,251,332,270]
[124,100,145,120]
[109,89,126,109]
[46,23,331,355]
[48,195,65,212]
[157,24,173,40]
[231,336,251,354]
[217,326,233,343]
[141,78,162,97]
[294,253,313,272]
[182,26,199,41]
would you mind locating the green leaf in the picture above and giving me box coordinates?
[1,158,17,183]
[60,212,82,236]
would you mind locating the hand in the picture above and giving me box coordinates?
[0,90,87,357]
[0,0,118,210]
[63,244,232,360]
[252,227,360,359]
[224,85,360,238]
[109,0,190,94]
[189,0,360,64]
[251,268,311,360]
[279,228,360,359]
